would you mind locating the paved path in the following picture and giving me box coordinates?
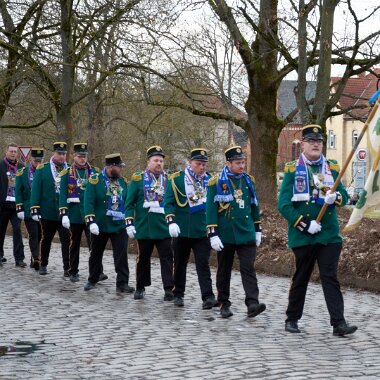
[0,236,379,379]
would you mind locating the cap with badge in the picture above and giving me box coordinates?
[105,153,125,167]
[53,141,67,153]
[225,146,246,161]
[302,124,323,141]
[31,148,44,161]
[190,148,208,162]
[73,142,88,156]
[147,145,165,159]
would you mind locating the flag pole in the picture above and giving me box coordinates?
[316,97,380,223]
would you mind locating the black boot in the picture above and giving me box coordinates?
[285,321,301,333]
[220,304,233,318]
[333,322,357,337]
[247,303,266,318]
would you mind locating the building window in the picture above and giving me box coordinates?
[352,130,359,147]
[291,140,301,160]
[328,130,336,149]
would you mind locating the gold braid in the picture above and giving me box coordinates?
[172,179,188,207]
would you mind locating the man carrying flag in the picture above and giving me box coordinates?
[278,125,357,336]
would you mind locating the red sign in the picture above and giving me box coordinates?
[18,146,32,163]
[356,149,367,161]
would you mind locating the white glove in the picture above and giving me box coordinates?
[90,223,100,235]
[32,214,41,222]
[210,236,224,251]
[62,215,70,229]
[126,225,136,239]
[255,232,262,247]
[169,223,180,238]
[307,220,322,235]
[324,190,337,205]
[17,212,25,220]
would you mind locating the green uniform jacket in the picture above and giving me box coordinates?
[125,172,170,240]
[84,172,128,234]
[164,170,207,238]
[58,166,98,224]
[15,166,33,219]
[30,162,67,221]
[278,159,348,248]
[206,175,261,245]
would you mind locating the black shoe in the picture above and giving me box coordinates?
[98,273,108,282]
[63,270,70,278]
[202,297,219,310]
[164,289,174,301]
[30,260,34,268]
[116,284,135,293]
[247,303,266,318]
[70,273,80,283]
[134,288,145,300]
[220,304,233,318]
[15,260,27,268]
[33,260,40,271]
[173,296,184,307]
[84,282,96,291]
[285,321,301,333]
[39,266,47,275]
[1,257,6,263]
[333,322,357,337]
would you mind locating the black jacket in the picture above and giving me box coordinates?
[0,158,24,208]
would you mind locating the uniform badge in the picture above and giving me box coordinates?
[236,148,241,153]
[295,176,306,192]
[313,127,319,133]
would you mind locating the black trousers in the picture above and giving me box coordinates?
[136,238,174,290]
[0,206,24,261]
[40,219,70,271]
[69,223,91,275]
[216,243,259,307]
[88,229,130,287]
[173,236,214,300]
[286,243,345,327]
[24,218,41,261]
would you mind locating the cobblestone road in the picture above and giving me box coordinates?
[0,236,379,379]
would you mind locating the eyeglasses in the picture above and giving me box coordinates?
[304,139,323,145]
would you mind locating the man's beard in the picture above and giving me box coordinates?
[110,168,121,178]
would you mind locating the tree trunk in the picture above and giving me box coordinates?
[87,89,105,167]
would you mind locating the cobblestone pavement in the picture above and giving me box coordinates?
[0,236,379,380]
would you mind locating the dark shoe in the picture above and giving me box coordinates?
[247,303,266,318]
[63,270,70,278]
[116,284,135,293]
[285,321,301,333]
[202,297,219,310]
[84,282,96,291]
[98,273,108,282]
[134,288,145,300]
[15,260,27,268]
[333,322,357,337]
[173,296,184,307]
[1,257,6,263]
[33,260,40,271]
[30,259,34,268]
[39,266,47,275]
[164,289,174,301]
[220,304,233,318]
[70,273,80,283]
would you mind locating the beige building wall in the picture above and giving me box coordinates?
[326,113,369,187]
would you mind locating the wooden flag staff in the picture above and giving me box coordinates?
[316,97,380,223]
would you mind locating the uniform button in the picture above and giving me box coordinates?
[232,217,234,219]
[245,187,248,189]
[328,212,331,215]
[245,215,248,218]
[306,202,309,205]
[307,214,310,216]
